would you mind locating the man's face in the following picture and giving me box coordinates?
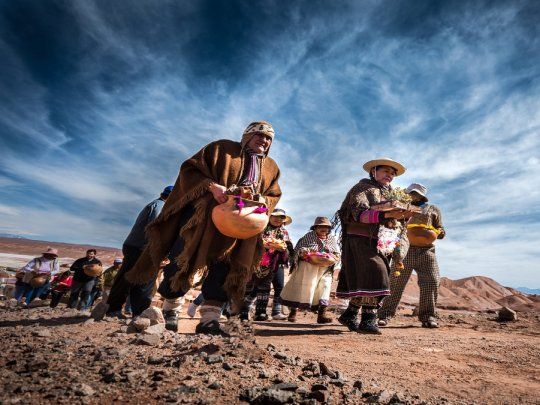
[86,251,96,260]
[246,133,272,154]
[314,226,330,238]
[372,165,397,186]
[269,215,286,227]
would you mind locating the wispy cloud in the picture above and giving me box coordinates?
[0,0,538,287]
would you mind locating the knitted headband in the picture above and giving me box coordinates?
[240,121,275,154]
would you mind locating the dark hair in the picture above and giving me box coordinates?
[369,166,378,181]
[86,249,97,254]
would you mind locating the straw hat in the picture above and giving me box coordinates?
[270,208,292,226]
[42,247,58,257]
[310,216,332,230]
[406,183,428,202]
[363,158,406,176]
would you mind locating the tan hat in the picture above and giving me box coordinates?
[310,216,332,230]
[363,158,406,176]
[270,208,292,226]
[406,183,428,202]
[42,247,58,257]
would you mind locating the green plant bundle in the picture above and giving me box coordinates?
[382,187,412,203]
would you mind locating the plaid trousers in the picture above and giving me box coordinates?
[379,246,440,322]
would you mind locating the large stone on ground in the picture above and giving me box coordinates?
[132,317,151,331]
[135,334,160,346]
[142,323,166,335]
[497,306,517,322]
[140,306,165,325]
[91,301,109,321]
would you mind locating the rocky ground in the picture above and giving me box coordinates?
[0,302,538,404]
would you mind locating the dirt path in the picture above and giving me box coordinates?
[253,311,540,404]
[0,303,538,404]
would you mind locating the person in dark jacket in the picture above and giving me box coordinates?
[103,185,173,318]
[68,249,102,311]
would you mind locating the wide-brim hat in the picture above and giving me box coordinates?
[406,183,429,202]
[363,158,406,176]
[270,208,292,226]
[310,216,332,230]
[42,247,58,257]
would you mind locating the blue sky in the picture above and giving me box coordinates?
[0,1,538,287]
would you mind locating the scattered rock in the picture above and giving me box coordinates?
[91,301,109,321]
[497,307,517,322]
[206,354,224,364]
[147,355,164,365]
[140,306,165,325]
[311,383,328,391]
[74,383,95,396]
[308,390,329,403]
[353,380,363,391]
[143,323,166,335]
[134,334,160,346]
[208,380,221,390]
[32,328,51,338]
[273,382,298,391]
[252,388,294,404]
[132,317,151,331]
[319,362,337,379]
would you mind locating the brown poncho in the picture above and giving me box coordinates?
[125,139,281,303]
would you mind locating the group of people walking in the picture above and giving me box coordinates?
[14,120,445,337]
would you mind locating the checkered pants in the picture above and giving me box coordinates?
[379,246,440,322]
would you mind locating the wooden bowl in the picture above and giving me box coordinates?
[407,227,438,246]
[212,196,269,239]
[307,253,337,267]
[29,275,48,288]
[83,264,103,277]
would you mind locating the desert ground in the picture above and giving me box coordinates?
[1,238,539,404]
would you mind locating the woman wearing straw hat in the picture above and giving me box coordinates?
[280,217,340,324]
[336,158,416,334]
[15,247,60,307]
[240,208,294,321]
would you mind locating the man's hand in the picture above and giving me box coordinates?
[209,183,228,204]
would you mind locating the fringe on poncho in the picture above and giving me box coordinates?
[125,139,281,305]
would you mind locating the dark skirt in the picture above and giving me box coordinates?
[336,235,390,298]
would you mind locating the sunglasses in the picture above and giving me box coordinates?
[273,215,286,219]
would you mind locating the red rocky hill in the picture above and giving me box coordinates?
[401,274,538,312]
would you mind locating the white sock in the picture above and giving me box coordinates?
[162,296,185,313]
[199,305,222,324]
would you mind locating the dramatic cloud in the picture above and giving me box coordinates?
[0,0,538,287]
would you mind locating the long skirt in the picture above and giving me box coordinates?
[336,235,390,302]
[280,261,333,309]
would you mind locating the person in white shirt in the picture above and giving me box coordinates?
[16,247,60,306]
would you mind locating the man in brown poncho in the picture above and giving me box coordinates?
[125,121,281,335]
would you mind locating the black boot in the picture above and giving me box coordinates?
[195,320,230,337]
[163,310,178,332]
[317,305,333,324]
[338,305,360,331]
[254,293,269,321]
[358,311,381,334]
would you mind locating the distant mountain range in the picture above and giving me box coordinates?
[516,287,540,295]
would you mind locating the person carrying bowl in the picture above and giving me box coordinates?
[378,183,445,328]
[336,158,416,334]
[125,121,281,335]
[280,217,340,324]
